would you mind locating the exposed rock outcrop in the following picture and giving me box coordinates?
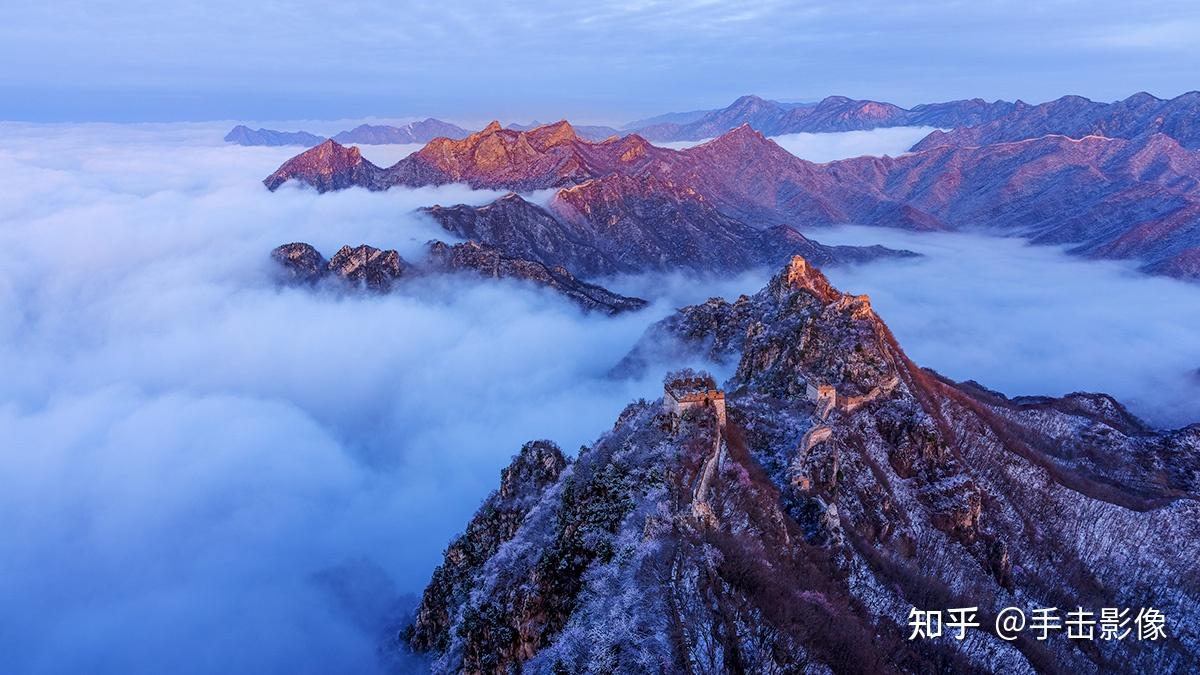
[271,242,405,291]
[327,244,407,292]
[269,241,647,314]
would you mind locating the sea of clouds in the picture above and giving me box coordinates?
[655,125,937,161]
[0,122,755,673]
[2,122,1198,674]
[815,226,1200,428]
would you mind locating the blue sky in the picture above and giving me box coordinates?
[3,0,1199,123]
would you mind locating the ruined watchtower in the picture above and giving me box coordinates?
[664,373,727,426]
[805,381,838,421]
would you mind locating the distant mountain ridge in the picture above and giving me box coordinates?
[333,118,471,144]
[912,91,1200,150]
[223,125,326,147]
[627,91,1200,150]
[224,118,471,147]
[631,94,1020,141]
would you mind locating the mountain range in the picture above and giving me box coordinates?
[404,255,1200,672]
[224,118,472,147]
[630,94,1019,142]
[913,92,1200,151]
[264,120,1200,280]
[224,125,326,147]
[624,92,1200,148]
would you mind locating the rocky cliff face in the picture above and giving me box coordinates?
[269,240,646,314]
[912,91,1200,151]
[406,256,1200,673]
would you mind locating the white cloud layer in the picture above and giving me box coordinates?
[0,122,744,673]
[655,126,937,161]
[814,226,1200,429]
[767,126,937,162]
[2,122,1197,673]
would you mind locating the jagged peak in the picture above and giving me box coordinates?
[489,192,537,208]
[724,122,767,140]
[698,123,775,152]
[524,120,580,149]
[307,138,359,157]
[480,120,503,134]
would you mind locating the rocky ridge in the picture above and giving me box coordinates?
[270,241,647,315]
[405,256,1200,673]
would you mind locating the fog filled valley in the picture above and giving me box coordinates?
[2,121,1199,673]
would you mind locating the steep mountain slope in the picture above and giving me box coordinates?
[269,241,647,314]
[912,92,1200,151]
[405,256,1200,673]
[422,186,917,277]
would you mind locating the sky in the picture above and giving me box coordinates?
[3,0,1200,123]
